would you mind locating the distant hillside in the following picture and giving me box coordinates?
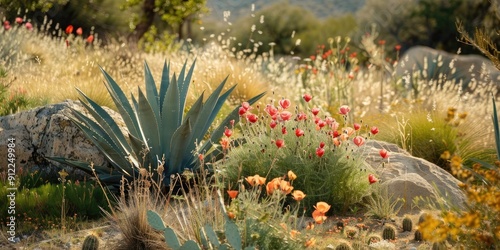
[204,0,366,21]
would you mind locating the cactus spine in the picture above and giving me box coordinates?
[402,216,413,232]
[414,229,423,241]
[352,241,368,250]
[382,225,396,240]
[82,235,99,250]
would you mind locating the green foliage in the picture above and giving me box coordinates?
[0,0,68,12]
[0,68,35,116]
[48,60,264,191]
[82,234,100,250]
[220,97,372,212]
[402,216,413,232]
[381,225,396,241]
[364,184,403,220]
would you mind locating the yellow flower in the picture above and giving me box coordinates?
[287,170,297,181]
[245,174,266,186]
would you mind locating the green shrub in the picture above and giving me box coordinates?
[219,95,375,212]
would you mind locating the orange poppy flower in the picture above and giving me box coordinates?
[227,190,238,199]
[266,179,279,195]
[287,170,297,181]
[305,238,316,248]
[290,230,300,238]
[245,174,266,186]
[292,190,306,201]
[279,180,293,194]
[312,210,327,224]
[314,201,331,214]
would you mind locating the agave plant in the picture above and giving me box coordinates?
[49,60,264,191]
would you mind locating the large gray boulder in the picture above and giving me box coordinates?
[394,45,500,92]
[0,100,124,178]
[363,140,466,215]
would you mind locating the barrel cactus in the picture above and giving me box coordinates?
[402,216,413,232]
[82,234,99,250]
[367,234,381,245]
[335,241,352,250]
[414,229,423,242]
[382,225,396,240]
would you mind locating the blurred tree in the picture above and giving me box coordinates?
[357,0,500,55]
[0,0,68,13]
[123,0,207,43]
[230,1,319,55]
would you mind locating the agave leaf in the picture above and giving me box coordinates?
[159,61,170,113]
[492,96,500,160]
[137,89,161,166]
[128,133,145,159]
[168,118,193,176]
[75,89,133,155]
[69,117,133,173]
[161,75,181,158]
[100,67,140,138]
[144,61,161,123]
[178,59,196,122]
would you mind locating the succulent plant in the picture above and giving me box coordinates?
[367,234,381,245]
[382,225,396,240]
[48,60,265,191]
[432,241,447,250]
[351,241,368,250]
[402,216,413,232]
[414,229,423,242]
[418,212,429,224]
[82,234,99,250]
[335,241,352,250]
[336,220,345,229]
[148,207,255,250]
[344,225,358,239]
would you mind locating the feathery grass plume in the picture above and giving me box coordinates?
[364,184,403,220]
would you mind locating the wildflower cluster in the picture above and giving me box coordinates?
[419,157,500,248]
[219,94,379,212]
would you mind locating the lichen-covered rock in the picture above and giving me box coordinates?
[363,140,466,214]
[0,100,125,178]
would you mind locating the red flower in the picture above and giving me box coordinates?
[25,22,33,31]
[297,112,307,121]
[319,142,325,148]
[317,119,326,128]
[241,102,251,110]
[280,111,292,121]
[76,27,83,36]
[295,128,304,137]
[303,94,312,102]
[311,107,320,116]
[310,55,316,61]
[353,136,365,147]
[227,190,239,199]
[282,126,287,135]
[15,17,23,24]
[246,113,258,123]
[270,120,277,129]
[378,40,386,45]
[65,25,74,34]
[395,45,401,51]
[353,123,361,131]
[339,105,350,115]
[3,21,11,30]
[370,126,379,135]
[368,174,378,184]
[224,127,233,137]
[316,147,325,157]
[379,149,389,159]
[86,35,94,43]
[279,98,291,109]
[265,104,278,116]
[275,139,285,148]
[238,107,247,116]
